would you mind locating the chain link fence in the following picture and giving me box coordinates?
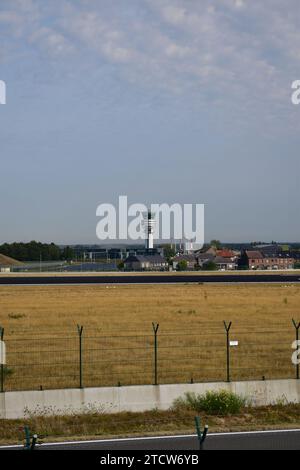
[0,320,299,392]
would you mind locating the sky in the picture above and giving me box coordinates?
[0,0,300,244]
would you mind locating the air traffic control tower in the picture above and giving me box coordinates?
[144,209,155,250]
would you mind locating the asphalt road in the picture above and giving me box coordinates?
[0,273,300,285]
[2,430,300,450]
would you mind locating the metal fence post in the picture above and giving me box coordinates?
[0,326,4,393]
[223,321,232,382]
[152,323,159,385]
[77,325,84,388]
[292,319,300,380]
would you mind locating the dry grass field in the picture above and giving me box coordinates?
[0,283,299,391]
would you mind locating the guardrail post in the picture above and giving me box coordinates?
[152,323,159,385]
[24,426,31,450]
[195,416,208,450]
[22,426,41,450]
[223,321,232,382]
[77,325,84,389]
[0,326,4,393]
[292,319,300,380]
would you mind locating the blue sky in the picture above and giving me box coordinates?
[0,0,299,244]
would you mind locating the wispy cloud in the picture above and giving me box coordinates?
[1,0,299,128]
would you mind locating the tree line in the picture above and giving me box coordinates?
[0,241,74,262]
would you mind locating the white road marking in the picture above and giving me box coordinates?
[1,428,300,449]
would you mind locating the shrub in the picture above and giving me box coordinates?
[173,390,246,415]
[176,260,188,271]
[3,366,14,378]
[202,261,217,271]
[8,313,26,319]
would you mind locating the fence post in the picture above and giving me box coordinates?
[152,323,159,386]
[292,319,300,380]
[77,325,84,389]
[223,321,232,383]
[0,326,4,393]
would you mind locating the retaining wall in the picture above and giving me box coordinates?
[1,379,300,419]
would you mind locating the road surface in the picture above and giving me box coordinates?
[0,273,300,285]
[1,429,300,450]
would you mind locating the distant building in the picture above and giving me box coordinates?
[252,244,281,257]
[264,253,294,269]
[195,252,215,268]
[124,254,168,271]
[213,256,238,271]
[289,251,300,264]
[216,249,239,259]
[240,250,294,270]
[240,250,264,269]
[201,246,217,256]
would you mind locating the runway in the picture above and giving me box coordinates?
[1,429,300,450]
[0,273,299,285]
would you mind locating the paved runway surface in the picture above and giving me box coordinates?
[2,430,300,450]
[0,274,300,285]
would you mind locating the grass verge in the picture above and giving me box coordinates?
[1,404,300,445]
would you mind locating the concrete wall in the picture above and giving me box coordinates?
[1,379,300,419]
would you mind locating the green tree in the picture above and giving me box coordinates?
[0,241,63,261]
[61,246,75,261]
[162,244,176,262]
[176,259,188,271]
[203,261,217,271]
[117,261,125,270]
[210,240,221,249]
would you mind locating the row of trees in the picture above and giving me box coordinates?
[0,241,74,262]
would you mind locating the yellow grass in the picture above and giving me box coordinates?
[0,283,299,391]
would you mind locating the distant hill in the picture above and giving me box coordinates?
[0,254,23,266]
